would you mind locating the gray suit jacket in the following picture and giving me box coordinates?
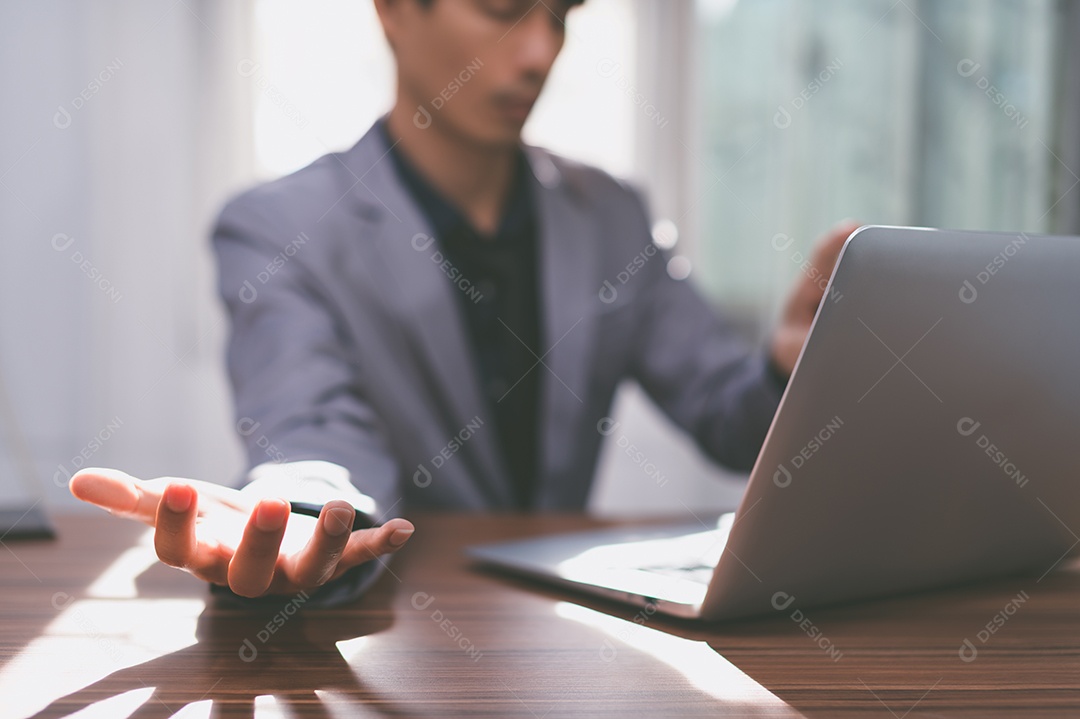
[211,119,784,520]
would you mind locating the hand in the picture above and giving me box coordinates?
[69,467,414,598]
[770,220,861,377]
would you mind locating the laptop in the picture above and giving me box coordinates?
[468,225,1080,621]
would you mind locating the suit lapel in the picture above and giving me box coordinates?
[337,125,601,504]
[525,149,601,486]
[340,125,513,506]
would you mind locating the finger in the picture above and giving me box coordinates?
[285,501,356,587]
[70,468,162,524]
[338,518,415,569]
[815,220,860,268]
[149,476,258,514]
[793,221,861,311]
[228,498,290,597]
[154,483,199,569]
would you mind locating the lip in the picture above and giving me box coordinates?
[496,96,537,122]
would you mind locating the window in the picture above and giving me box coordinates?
[250,0,638,181]
[690,0,1076,320]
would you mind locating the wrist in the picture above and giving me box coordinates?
[765,344,792,388]
[243,460,377,517]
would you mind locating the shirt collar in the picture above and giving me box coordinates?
[378,117,531,244]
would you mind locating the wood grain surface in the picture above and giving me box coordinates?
[1,513,1078,717]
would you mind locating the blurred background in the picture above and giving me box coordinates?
[1,0,1077,517]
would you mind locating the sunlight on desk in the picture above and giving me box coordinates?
[0,528,204,718]
[554,602,796,715]
[334,636,369,663]
[6,514,1080,717]
[84,529,159,599]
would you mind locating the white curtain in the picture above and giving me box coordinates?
[0,0,255,508]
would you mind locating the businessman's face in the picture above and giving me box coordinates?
[379,0,575,146]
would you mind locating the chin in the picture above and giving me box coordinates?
[482,119,529,147]
[444,109,524,148]
[449,125,520,151]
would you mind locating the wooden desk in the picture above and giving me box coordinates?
[2,513,1079,718]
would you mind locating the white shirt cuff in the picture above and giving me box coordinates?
[239,460,378,518]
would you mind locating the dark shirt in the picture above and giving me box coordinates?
[380,120,542,509]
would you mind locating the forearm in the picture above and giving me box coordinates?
[692,346,788,471]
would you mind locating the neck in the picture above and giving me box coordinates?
[385,101,519,235]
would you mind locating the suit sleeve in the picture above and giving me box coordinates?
[622,189,789,472]
[210,195,402,607]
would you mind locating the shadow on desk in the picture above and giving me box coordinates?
[5,514,1080,718]
[480,559,1080,717]
[27,592,404,719]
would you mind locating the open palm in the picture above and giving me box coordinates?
[69,468,413,598]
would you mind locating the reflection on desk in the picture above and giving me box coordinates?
[1,513,1078,717]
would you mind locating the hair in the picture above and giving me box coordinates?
[413,0,585,6]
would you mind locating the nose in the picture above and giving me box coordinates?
[509,5,565,79]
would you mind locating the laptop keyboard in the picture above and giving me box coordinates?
[639,563,715,585]
[549,516,734,600]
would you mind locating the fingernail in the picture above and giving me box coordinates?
[255,500,287,532]
[165,485,191,513]
[388,528,414,547]
[325,507,354,537]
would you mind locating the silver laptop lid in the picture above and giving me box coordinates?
[705,225,1080,620]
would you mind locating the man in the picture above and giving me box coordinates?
[71,0,855,605]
